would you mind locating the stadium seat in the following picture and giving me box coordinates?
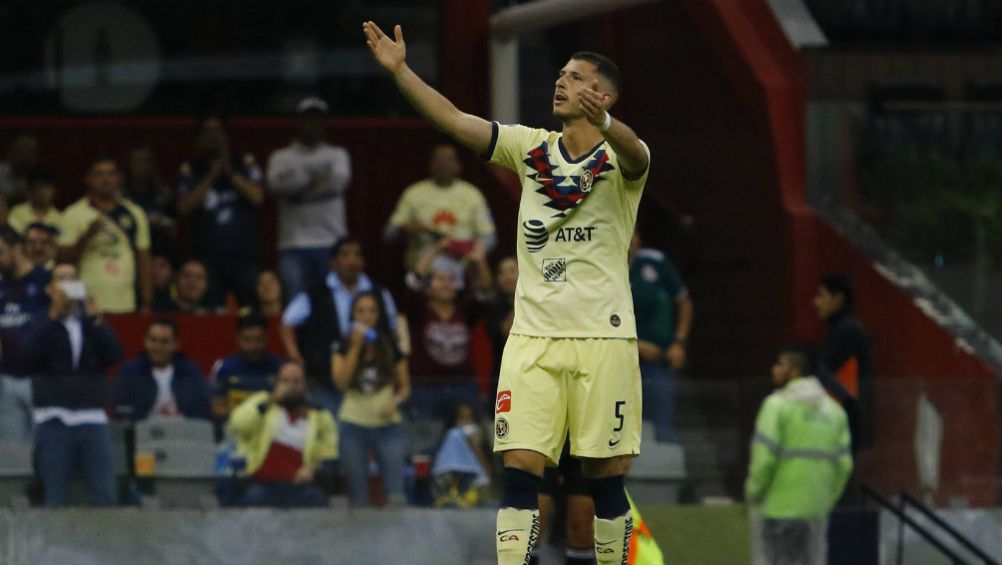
[135,419,214,445]
[405,419,445,457]
[134,420,218,509]
[0,442,33,507]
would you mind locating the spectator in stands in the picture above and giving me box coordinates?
[59,156,152,313]
[484,255,517,408]
[746,345,852,565]
[26,263,122,506]
[24,222,57,271]
[430,402,493,508]
[384,144,496,272]
[0,226,50,444]
[405,239,492,422]
[211,312,284,419]
[266,97,352,297]
[281,237,398,415]
[7,168,60,234]
[229,361,338,508]
[114,318,212,422]
[177,116,264,308]
[254,269,285,317]
[151,255,175,311]
[629,230,693,442]
[0,132,39,205]
[156,259,213,314]
[332,292,410,507]
[815,274,874,453]
[124,146,176,256]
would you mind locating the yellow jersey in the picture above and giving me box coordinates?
[8,203,61,234]
[387,178,496,267]
[486,122,649,339]
[59,197,150,313]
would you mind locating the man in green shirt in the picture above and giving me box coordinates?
[746,346,853,565]
[629,231,693,442]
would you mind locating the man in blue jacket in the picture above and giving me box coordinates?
[26,263,122,506]
[114,318,212,422]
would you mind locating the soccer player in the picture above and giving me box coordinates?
[364,21,650,565]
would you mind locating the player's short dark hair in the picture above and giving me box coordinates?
[25,221,58,238]
[27,168,56,189]
[820,273,855,309]
[149,317,180,338]
[571,51,623,95]
[0,225,23,247]
[86,155,119,172]
[779,344,817,376]
[237,311,268,332]
[330,236,363,259]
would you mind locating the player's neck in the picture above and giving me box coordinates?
[560,118,604,161]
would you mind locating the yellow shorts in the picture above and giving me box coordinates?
[492,334,642,465]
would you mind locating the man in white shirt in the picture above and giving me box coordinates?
[25,263,123,506]
[267,97,353,296]
[113,318,212,422]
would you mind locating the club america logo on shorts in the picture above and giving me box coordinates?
[495,417,509,439]
[523,219,548,252]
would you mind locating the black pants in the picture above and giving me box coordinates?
[762,518,811,565]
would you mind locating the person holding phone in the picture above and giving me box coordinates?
[25,263,123,506]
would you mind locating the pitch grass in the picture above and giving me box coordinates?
[639,503,751,565]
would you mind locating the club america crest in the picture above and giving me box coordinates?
[579,169,595,193]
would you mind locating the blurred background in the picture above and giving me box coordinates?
[0,1,1000,564]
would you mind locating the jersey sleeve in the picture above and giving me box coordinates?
[386,186,416,228]
[660,257,687,300]
[485,122,539,173]
[132,205,152,251]
[57,206,85,246]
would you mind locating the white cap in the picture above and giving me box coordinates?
[297,96,329,115]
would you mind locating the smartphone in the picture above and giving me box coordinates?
[59,281,87,301]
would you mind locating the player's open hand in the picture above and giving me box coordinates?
[579,85,609,128]
[363,21,406,74]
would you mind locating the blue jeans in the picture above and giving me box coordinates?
[405,383,483,424]
[339,421,406,507]
[640,361,678,443]
[241,482,328,508]
[278,247,332,298]
[35,420,116,507]
[0,376,33,444]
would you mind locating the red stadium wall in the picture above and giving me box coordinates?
[597,0,998,504]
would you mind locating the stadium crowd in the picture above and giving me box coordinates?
[0,97,877,532]
[0,97,701,511]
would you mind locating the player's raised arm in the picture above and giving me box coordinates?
[363,21,493,155]
[579,87,649,178]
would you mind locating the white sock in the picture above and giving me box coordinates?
[594,513,633,565]
[497,507,541,565]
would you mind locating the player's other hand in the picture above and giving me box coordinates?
[637,340,663,363]
[363,21,406,74]
[666,342,687,371]
[579,86,610,128]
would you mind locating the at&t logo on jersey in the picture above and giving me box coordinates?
[523,219,548,252]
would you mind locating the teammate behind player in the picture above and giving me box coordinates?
[364,21,650,565]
